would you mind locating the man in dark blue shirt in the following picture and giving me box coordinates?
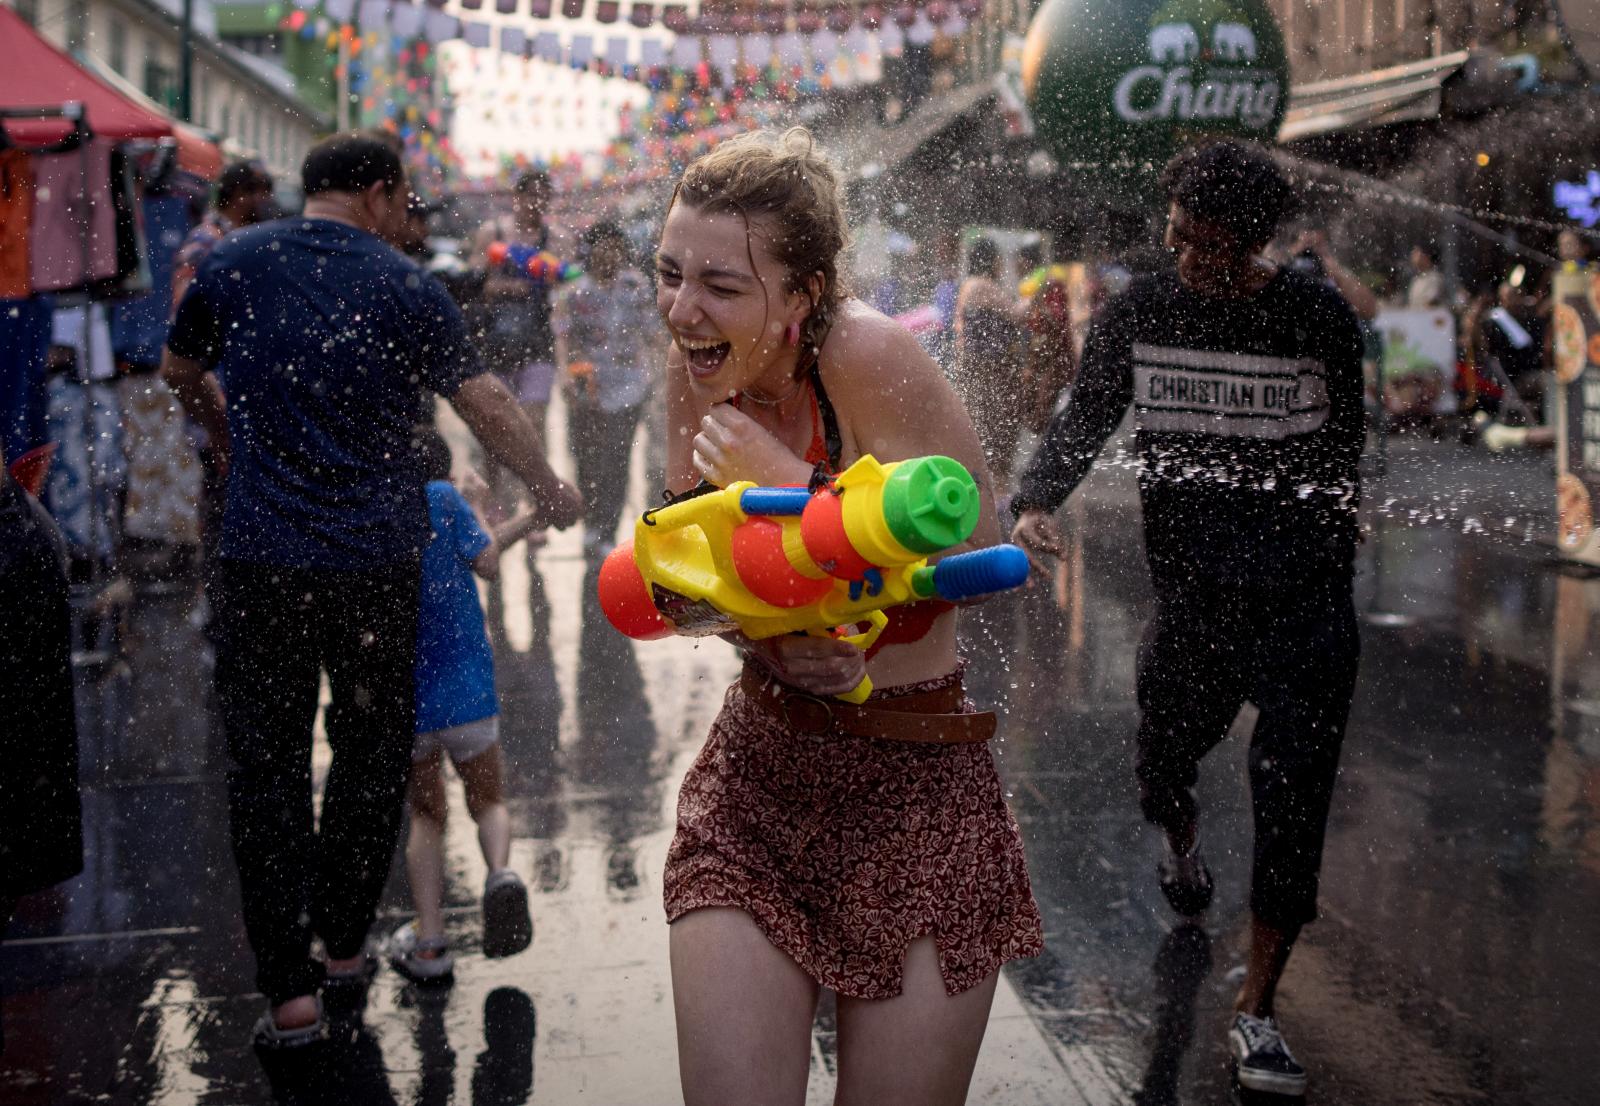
[162,132,580,1048]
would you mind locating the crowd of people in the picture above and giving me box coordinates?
[874,188,1591,496]
[6,120,1587,1103]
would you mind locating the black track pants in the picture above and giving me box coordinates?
[211,557,419,1005]
[1134,577,1359,929]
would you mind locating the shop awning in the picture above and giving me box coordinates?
[73,52,225,180]
[1279,51,1471,143]
[834,79,1000,182]
[0,4,221,179]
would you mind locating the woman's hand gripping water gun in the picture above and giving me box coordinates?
[597,454,1030,703]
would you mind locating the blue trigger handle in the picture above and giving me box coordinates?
[930,545,1031,601]
[739,487,812,516]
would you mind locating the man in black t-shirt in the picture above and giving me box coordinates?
[1011,142,1364,1098]
[161,133,581,1050]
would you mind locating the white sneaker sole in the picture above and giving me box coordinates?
[389,955,455,985]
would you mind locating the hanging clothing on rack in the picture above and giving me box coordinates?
[97,144,150,298]
[45,303,126,562]
[0,149,34,298]
[0,296,53,454]
[119,373,200,549]
[30,141,119,293]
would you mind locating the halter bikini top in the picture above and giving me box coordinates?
[743,361,952,657]
[664,343,951,657]
[731,359,843,476]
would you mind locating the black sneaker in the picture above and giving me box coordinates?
[1157,840,1214,917]
[1229,1012,1308,1097]
[251,997,327,1052]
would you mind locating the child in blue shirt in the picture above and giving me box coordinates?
[389,426,544,982]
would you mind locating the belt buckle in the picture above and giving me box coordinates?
[780,691,835,736]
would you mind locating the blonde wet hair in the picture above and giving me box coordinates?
[670,127,849,358]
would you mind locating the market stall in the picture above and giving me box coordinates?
[1,4,222,663]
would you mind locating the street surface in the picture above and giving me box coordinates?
[3,421,1596,1105]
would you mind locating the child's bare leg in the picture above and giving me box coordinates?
[457,744,510,872]
[406,747,449,944]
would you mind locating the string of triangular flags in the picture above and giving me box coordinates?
[295,0,982,82]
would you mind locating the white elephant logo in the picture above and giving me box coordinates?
[1212,22,1258,62]
[1148,22,1200,63]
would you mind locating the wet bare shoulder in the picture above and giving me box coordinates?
[824,300,949,405]
[823,301,988,475]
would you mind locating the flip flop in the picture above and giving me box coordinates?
[252,996,327,1051]
[388,920,456,985]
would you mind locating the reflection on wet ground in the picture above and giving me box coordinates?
[3,434,1597,1104]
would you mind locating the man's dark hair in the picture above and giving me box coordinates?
[411,425,453,483]
[1412,242,1440,263]
[582,219,626,249]
[218,161,272,206]
[514,168,551,196]
[1161,140,1297,249]
[368,128,405,155]
[301,132,404,198]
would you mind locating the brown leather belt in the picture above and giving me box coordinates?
[738,664,996,745]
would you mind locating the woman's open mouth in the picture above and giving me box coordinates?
[679,336,732,379]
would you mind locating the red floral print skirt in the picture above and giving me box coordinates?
[664,663,1044,999]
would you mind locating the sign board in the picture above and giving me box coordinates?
[1374,308,1458,417]
[1553,269,1600,563]
[1020,0,1288,196]
[1554,172,1600,229]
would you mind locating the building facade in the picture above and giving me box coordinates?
[212,0,340,119]
[1269,0,1598,83]
[8,0,326,181]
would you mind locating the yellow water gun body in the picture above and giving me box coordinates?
[597,454,1029,702]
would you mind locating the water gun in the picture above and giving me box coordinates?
[1019,262,1073,299]
[597,454,1030,703]
[486,241,581,284]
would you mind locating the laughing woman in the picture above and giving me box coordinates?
[656,128,1042,1106]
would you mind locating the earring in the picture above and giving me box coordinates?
[784,322,801,348]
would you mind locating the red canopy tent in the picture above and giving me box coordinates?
[0,5,222,180]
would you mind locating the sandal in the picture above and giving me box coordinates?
[252,996,327,1051]
[388,920,456,984]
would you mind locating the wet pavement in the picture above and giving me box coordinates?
[3,426,1597,1105]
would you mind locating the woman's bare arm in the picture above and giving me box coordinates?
[829,307,1002,550]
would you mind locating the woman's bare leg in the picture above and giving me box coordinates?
[670,907,819,1106]
[833,938,998,1106]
